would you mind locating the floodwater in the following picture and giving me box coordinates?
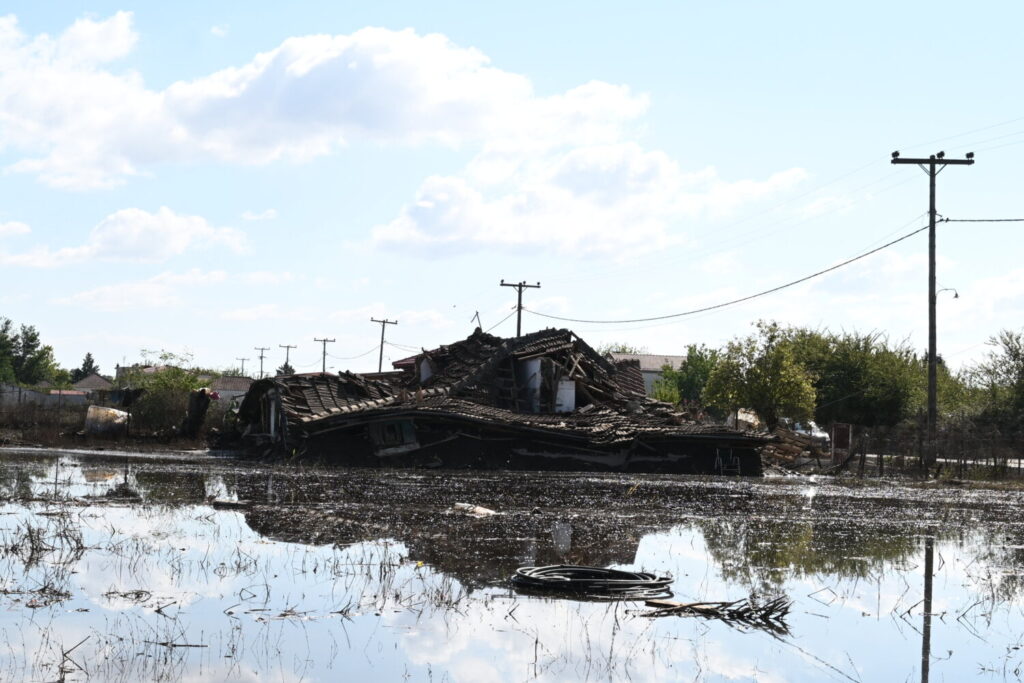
[1,449,1023,682]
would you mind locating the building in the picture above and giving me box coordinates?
[227,328,765,475]
[209,375,253,401]
[608,353,688,396]
[73,373,114,392]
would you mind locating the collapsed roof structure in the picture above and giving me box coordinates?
[229,328,765,475]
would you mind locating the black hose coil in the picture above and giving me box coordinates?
[512,564,673,600]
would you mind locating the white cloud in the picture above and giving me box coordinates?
[0,220,30,236]
[372,145,806,256]
[221,303,316,322]
[210,25,228,38]
[0,13,805,255]
[239,270,292,285]
[0,17,564,187]
[241,208,277,221]
[54,269,226,312]
[0,207,245,267]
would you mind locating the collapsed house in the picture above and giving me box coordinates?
[229,328,766,475]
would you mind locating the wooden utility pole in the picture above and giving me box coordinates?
[236,357,249,377]
[313,337,335,374]
[500,280,541,337]
[254,347,269,379]
[279,344,297,374]
[370,318,398,373]
[891,150,974,468]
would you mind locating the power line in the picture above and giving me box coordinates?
[279,344,297,373]
[485,309,517,334]
[941,217,1024,223]
[500,280,541,337]
[313,337,335,374]
[370,318,398,372]
[254,346,269,379]
[891,150,975,471]
[384,341,421,353]
[525,223,929,325]
[327,345,380,361]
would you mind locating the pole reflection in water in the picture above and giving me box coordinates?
[921,535,934,683]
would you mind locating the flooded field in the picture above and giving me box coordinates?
[1,448,1023,681]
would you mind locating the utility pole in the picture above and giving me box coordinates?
[500,280,541,337]
[254,347,269,379]
[313,337,335,374]
[236,357,249,377]
[279,344,297,375]
[891,150,974,469]
[370,318,398,373]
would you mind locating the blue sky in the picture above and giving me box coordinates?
[1,2,1021,376]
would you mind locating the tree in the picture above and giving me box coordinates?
[964,329,1024,429]
[276,362,295,376]
[12,324,60,385]
[652,344,720,405]
[70,352,100,383]
[704,321,816,430]
[0,318,15,383]
[596,342,648,355]
[125,350,206,431]
[786,329,924,427]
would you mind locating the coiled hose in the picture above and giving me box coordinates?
[512,564,673,600]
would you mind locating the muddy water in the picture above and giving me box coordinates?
[1,448,1023,681]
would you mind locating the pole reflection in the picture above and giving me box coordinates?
[921,535,934,683]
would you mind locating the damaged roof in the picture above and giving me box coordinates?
[239,328,764,448]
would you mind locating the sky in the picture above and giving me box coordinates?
[0,1,1021,377]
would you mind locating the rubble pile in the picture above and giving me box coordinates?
[760,427,829,469]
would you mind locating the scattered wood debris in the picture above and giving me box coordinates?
[451,502,497,517]
[761,427,829,470]
[639,596,792,634]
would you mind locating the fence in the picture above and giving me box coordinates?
[841,422,1024,478]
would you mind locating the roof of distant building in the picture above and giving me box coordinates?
[211,375,254,393]
[73,373,114,391]
[608,353,687,373]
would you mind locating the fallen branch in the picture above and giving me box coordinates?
[639,596,792,633]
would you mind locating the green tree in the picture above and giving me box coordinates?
[0,318,15,383]
[276,362,295,376]
[70,352,100,383]
[704,321,816,430]
[12,324,60,385]
[125,350,206,431]
[787,329,924,427]
[964,329,1024,429]
[652,344,720,405]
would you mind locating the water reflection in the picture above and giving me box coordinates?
[922,535,934,683]
[0,450,1023,681]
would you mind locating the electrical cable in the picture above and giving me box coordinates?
[485,309,517,333]
[941,218,1024,223]
[511,565,673,601]
[326,346,379,361]
[384,341,422,352]
[525,223,929,325]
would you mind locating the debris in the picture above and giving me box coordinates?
[452,502,496,517]
[83,405,128,436]
[210,499,250,510]
[227,328,768,474]
[512,564,673,600]
[640,596,792,633]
